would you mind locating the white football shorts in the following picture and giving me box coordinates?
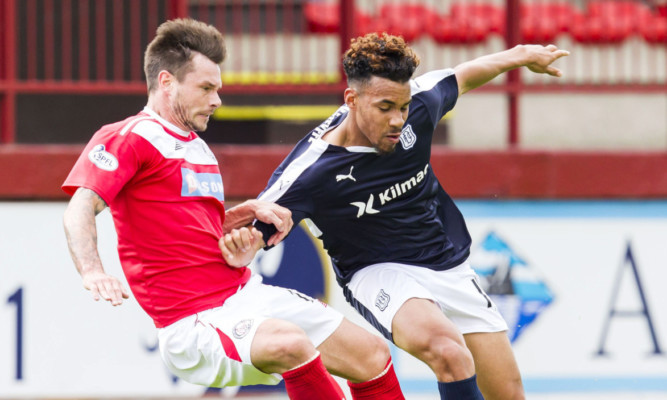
[344,262,508,341]
[157,273,344,388]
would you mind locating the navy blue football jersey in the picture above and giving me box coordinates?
[257,69,471,285]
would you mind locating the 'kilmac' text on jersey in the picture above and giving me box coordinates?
[350,164,429,218]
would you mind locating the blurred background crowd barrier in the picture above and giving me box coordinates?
[0,0,666,198]
[0,0,665,147]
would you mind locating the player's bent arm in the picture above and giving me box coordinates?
[63,187,129,306]
[223,199,260,230]
[224,199,293,246]
[454,44,570,95]
[254,207,309,250]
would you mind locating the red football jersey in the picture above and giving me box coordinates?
[63,108,251,327]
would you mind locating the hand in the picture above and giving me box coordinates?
[524,44,570,77]
[81,269,130,306]
[253,201,294,246]
[219,227,265,267]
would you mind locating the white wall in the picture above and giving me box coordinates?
[1,201,667,397]
[449,92,667,150]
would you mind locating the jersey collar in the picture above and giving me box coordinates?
[345,145,378,153]
[318,110,378,153]
[142,107,191,137]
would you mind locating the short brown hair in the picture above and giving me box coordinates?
[342,33,420,86]
[144,18,226,93]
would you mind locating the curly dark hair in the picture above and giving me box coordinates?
[144,18,226,93]
[342,33,420,86]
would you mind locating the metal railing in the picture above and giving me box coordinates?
[0,0,665,145]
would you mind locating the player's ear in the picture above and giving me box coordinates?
[157,70,175,92]
[344,88,357,109]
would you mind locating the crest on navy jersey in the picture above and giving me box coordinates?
[399,124,416,150]
[469,231,554,343]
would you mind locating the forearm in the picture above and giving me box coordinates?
[454,44,569,95]
[63,188,107,276]
[454,45,528,95]
[225,199,293,246]
[223,199,259,232]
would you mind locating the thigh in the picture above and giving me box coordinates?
[392,298,477,382]
[464,332,525,400]
[392,297,466,355]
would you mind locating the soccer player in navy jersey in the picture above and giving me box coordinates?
[257,33,569,399]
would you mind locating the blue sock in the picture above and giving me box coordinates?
[437,375,484,399]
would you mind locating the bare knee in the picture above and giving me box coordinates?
[482,376,525,400]
[266,331,313,366]
[251,320,315,374]
[318,319,391,382]
[346,332,391,378]
[364,333,392,375]
[506,381,526,400]
[336,333,390,382]
[411,338,475,382]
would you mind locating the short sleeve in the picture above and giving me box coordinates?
[62,128,143,205]
[410,68,459,127]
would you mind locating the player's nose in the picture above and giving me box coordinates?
[210,91,222,109]
[389,110,405,130]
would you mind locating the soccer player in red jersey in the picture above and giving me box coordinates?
[62,19,403,400]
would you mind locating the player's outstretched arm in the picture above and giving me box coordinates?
[219,226,265,268]
[224,199,293,246]
[63,187,130,306]
[454,44,570,95]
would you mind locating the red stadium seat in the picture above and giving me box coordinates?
[640,14,667,44]
[658,4,667,18]
[570,1,653,43]
[355,11,390,37]
[587,0,652,20]
[304,2,340,34]
[520,2,578,43]
[430,2,503,44]
[304,2,388,37]
[587,0,653,31]
[450,2,505,35]
[570,15,634,43]
[378,3,436,42]
[521,18,560,44]
[429,14,491,44]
